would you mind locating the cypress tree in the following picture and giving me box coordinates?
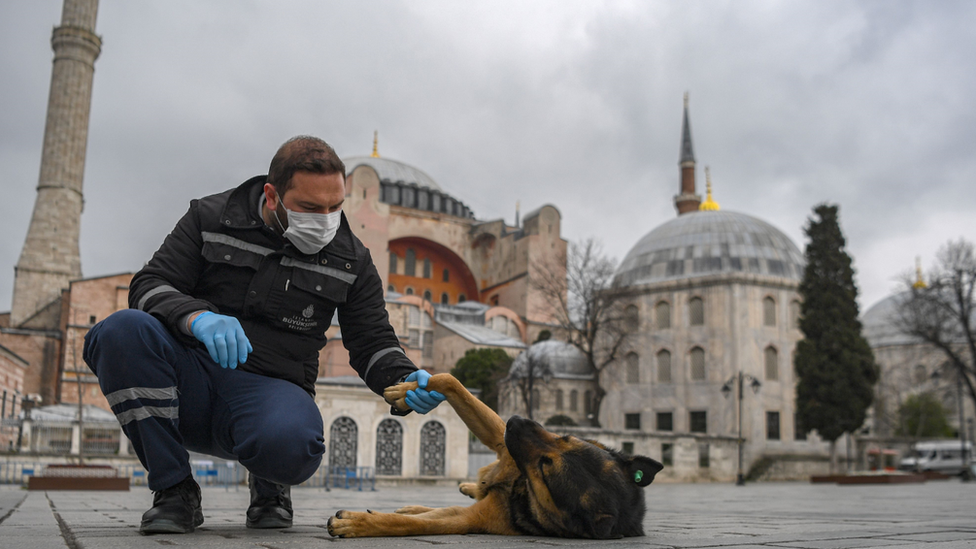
[794,204,879,471]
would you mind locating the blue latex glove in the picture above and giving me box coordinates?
[404,370,445,414]
[190,312,252,369]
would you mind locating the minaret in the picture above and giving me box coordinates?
[11,0,101,327]
[674,92,701,215]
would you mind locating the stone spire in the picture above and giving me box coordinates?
[674,92,701,215]
[11,0,101,327]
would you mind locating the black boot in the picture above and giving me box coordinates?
[140,475,204,535]
[246,474,293,529]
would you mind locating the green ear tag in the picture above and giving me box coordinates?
[634,470,643,483]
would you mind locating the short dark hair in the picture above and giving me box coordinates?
[267,136,346,196]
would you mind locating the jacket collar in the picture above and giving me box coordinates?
[220,175,358,261]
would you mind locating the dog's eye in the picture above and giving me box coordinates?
[538,456,553,471]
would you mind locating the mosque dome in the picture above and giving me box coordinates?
[509,340,594,379]
[861,292,917,347]
[613,210,804,288]
[344,156,441,191]
[344,154,474,219]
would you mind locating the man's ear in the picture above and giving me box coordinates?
[628,456,664,487]
[264,183,280,209]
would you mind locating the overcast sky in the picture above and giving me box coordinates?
[1,0,974,315]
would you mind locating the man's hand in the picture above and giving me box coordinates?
[190,312,252,369]
[404,370,445,414]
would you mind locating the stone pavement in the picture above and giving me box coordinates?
[0,479,974,548]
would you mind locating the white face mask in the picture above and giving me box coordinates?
[272,193,342,255]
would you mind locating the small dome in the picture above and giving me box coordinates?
[344,156,441,191]
[510,340,593,379]
[614,210,804,288]
[861,292,917,347]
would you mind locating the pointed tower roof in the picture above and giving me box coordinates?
[679,92,695,165]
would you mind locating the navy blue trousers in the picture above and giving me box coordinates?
[83,309,325,491]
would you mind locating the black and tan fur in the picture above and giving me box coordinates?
[327,373,663,539]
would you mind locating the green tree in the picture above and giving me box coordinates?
[451,348,513,412]
[794,204,879,472]
[896,393,954,438]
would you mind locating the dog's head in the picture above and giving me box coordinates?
[504,415,664,539]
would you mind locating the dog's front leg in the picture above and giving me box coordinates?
[384,374,506,454]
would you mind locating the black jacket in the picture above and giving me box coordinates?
[128,176,417,400]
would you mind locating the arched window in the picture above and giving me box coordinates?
[423,289,432,302]
[420,421,446,476]
[584,390,593,415]
[405,249,416,277]
[423,258,432,279]
[765,346,779,381]
[624,305,639,333]
[569,390,578,412]
[442,268,450,282]
[690,347,706,381]
[555,389,564,411]
[329,417,358,471]
[389,252,398,275]
[387,284,395,293]
[790,301,801,329]
[405,287,414,296]
[657,350,672,383]
[655,301,671,329]
[626,352,640,384]
[440,293,449,305]
[375,419,403,476]
[764,297,776,327]
[689,297,704,326]
[458,294,466,303]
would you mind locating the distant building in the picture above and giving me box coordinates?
[861,289,975,439]
[501,96,829,478]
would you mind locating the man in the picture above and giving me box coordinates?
[83,136,444,535]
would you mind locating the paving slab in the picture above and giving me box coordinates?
[0,479,973,549]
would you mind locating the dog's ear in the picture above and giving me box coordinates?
[627,455,664,487]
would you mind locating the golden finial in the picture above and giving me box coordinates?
[912,256,927,289]
[699,166,720,211]
[371,130,380,158]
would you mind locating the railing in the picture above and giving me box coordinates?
[2,460,377,491]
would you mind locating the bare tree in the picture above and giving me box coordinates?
[531,238,631,426]
[893,239,976,412]
[508,346,553,421]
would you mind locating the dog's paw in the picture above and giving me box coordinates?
[383,381,419,412]
[459,483,478,499]
[394,505,434,515]
[327,510,370,538]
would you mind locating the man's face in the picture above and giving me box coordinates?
[265,171,345,230]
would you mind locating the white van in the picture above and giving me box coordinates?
[899,440,973,475]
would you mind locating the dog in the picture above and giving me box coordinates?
[327,373,664,538]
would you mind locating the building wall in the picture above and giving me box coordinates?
[315,381,469,480]
[0,348,28,449]
[870,342,975,438]
[58,274,132,412]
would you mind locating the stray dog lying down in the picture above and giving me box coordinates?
[327,373,663,539]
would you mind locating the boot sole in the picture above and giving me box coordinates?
[140,512,204,535]
[246,516,293,529]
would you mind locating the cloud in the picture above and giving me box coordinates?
[1,0,973,315]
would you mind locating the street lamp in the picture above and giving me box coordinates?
[722,371,762,486]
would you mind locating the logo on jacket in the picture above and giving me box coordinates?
[302,304,314,318]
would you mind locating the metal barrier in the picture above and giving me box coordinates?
[324,466,376,491]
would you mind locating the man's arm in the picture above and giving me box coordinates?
[129,201,217,343]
